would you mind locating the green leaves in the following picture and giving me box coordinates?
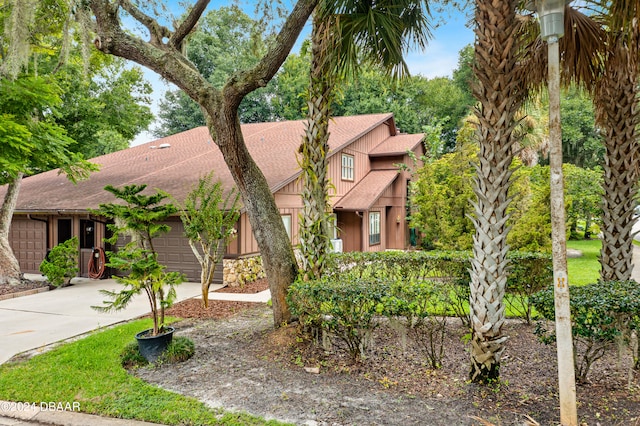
[176,173,240,307]
[531,280,640,381]
[92,184,184,335]
[39,236,79,287]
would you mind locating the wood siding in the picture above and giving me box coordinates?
[8,115,423,281]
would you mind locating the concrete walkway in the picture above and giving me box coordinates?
[0,275,271,425]
[0,404,162,426]
[0,276,271,366]
[0,276,203,365]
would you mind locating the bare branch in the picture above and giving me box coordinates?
[89,0,211,102]
[224,0,319,102]
[119,0,171,47]
[169,0,210,51]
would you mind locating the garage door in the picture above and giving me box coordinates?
[9,217,47,274]
[153,219,222,283]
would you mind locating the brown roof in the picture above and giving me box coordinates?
[369,133,424,157]
[8,113,398,213]
[333,170,399,211]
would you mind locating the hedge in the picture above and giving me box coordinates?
[530,280,640,382]
[289,250,553,361]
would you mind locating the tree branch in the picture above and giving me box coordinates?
[224,0,319,102]
[169,0,210,51]
[119,0,171,47]
[89,0,212,102]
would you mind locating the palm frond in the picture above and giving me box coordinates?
[562,6,606,90]
[331,0,432,78]
[607,0,640,38]
[518,6,606,93]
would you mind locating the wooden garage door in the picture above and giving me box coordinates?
[9,217,47,274]
[153,219,222,284]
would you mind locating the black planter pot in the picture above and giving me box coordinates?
[135,326,175,363]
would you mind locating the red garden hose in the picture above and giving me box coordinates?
[88,247,107,279]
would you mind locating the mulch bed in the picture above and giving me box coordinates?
[163,278,269,320]
[0,278,49,300]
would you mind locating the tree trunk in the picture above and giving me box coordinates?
[469,0,524,383]
[299,13,336,281]
[88,0,318,327]
[206,112,298,326]
[0,173,24,286]
[596,42,640,283]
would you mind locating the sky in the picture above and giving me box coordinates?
[131,2,474,146]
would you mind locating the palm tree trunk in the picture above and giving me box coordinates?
[469,0,524,383]
[0,173,24,286]
[299,12,336,281]
[596,40,640,283]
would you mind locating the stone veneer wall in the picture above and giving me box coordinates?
[223,256,266,286]
[223,249,303,286]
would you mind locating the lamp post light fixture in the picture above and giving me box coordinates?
[527,1,578,425]
[538,0,566,40]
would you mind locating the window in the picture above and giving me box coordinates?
[341,154,354,181]
[80,219,95,249]
[369,211,380,245]
[58,219,72,244]
[281,215,292,240]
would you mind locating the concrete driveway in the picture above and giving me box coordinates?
[0,277,201,365]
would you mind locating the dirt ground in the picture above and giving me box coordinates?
[2,279,638,425]
[132,279,640,426]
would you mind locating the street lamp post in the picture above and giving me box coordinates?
[528,1,578,425]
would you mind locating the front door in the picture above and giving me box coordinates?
[79,219,95,277]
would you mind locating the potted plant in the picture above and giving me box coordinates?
[92,184,184,362]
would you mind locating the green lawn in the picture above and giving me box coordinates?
[566,239,601,285]
[0,319,287,426]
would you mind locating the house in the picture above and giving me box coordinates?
[5,113,424,283]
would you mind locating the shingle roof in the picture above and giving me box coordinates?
[333,170,399,211]
[7,113,398,213]
[369,133,424,157]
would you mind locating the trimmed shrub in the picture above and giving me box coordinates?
[325,251,471,325]
[39,237,79,287]
[290,250,554,363]
[325,250,552,324]
[505,251,553,323]
[289,275,387,360]
[385,279,452,368]
[531,281,640,382]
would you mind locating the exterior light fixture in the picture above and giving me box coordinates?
[526,0,568,41]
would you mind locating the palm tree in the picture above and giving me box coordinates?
[468,0,527,383]
[593,2,640,282]
[298,0,431,280]
[523,2,639,282]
